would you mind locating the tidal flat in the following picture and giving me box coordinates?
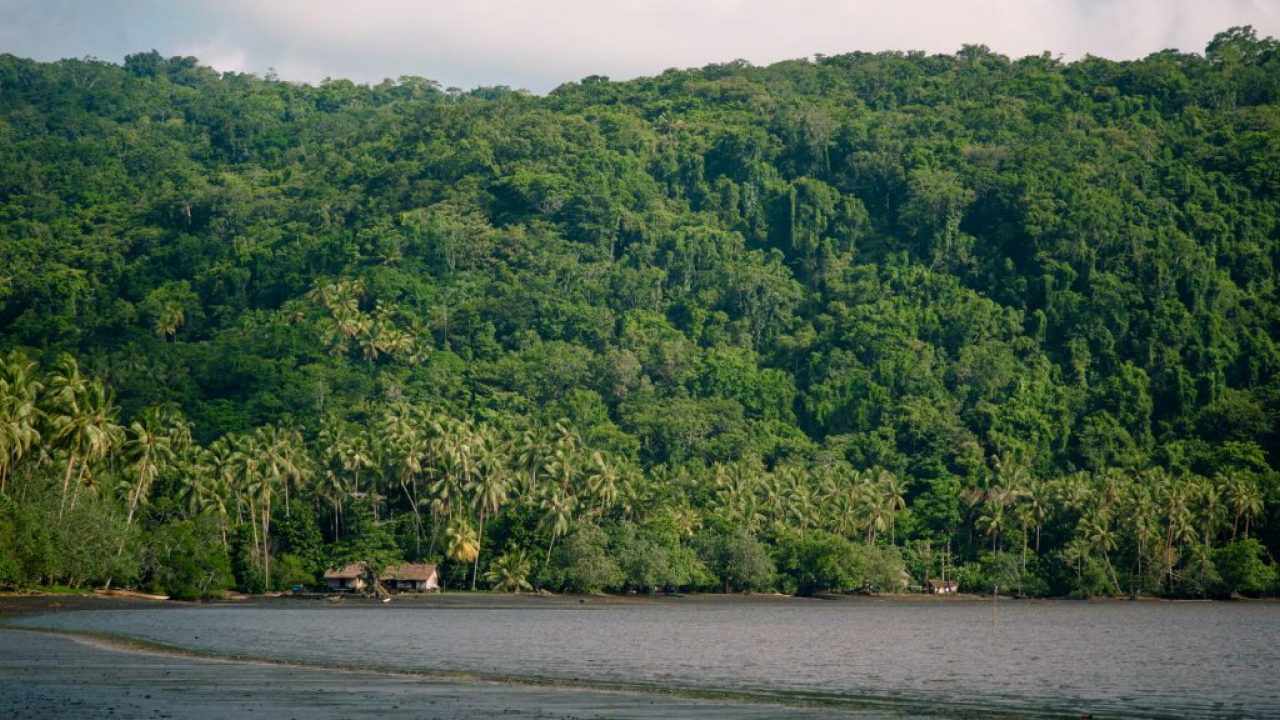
[5,593,1279,719]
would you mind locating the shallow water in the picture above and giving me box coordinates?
[16,598,1280,718]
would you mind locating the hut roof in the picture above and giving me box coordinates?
[323,562,367,580]
[380,564,438,581]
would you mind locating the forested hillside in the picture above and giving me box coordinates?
[2,28,1278,598]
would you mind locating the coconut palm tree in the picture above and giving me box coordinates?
[120,405,190,542]
[47,355,89,513]
[383,404,428,554]
[257,425,310,518]
[335,430,378,500]
[0,350,43,494]
[1024,478,1052,553]
[427,436,465,558]
[539,486,576,567]
[875,468,907,545]
[467,428,509,590]
[856,472,889,546]
[126,407,189,522]
[48,362,122,516]
[236,431,280,590]
[484,550,533,593]
[444,517,479,590]
[177,447,232,548]
[1084,508,1122,595]
[585,451,620,518]
[978,500,1006,553]
[1223,472,1263,540]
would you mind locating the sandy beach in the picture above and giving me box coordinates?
[0,594,902,720]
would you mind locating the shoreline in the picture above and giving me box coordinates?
[0,594,1046,720]
[3,593,1264,719]
[1,588,1264,620]
[1,627,923,720]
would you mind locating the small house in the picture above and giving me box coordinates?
[926,579,958,595]
[324,562,368,592]
[380,564,440,593]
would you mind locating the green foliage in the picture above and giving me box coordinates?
[612,521,711,592]
[1213,539,1277,596]
[484,550,534,593]
[142,517,233,600]
[543,525,623,593]
[0,32,1279,597]
[773,530,866,595]
[332,503,404,579]
[699,529,776,593]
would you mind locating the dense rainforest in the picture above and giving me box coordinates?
[1,28,1279,599]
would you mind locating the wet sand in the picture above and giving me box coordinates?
[0,595,906,720]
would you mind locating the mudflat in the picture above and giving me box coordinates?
[0,595,898,720]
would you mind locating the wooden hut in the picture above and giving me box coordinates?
[926,579,958,595]
[379,564,440,593]
[324,562,368,592]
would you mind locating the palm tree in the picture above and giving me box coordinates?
[257,425,310,518]
[1084,509,1122,595]
[512,425,549,500]
[384,405,428,555]
[427,435,465,559]
[1121,481,1157,594]
[47,355,89,513]
[467,427,509,590]
[855,472,888,546]
[1024,478,1052,554]
[874,468,906,545]
[1223,472,1263,540]
[539,486,576,567]
[121,406,190,537]
[177,448,232,549]
[48,361,122,516]
[444,517,479,590]
[783,467,817,533]
[978,500,1006,553]
[484,550,533,593]
[0,350,43,494]
[1192,477,1227,552]
[585,451,620,518]
[236,430,280,590]
[335,430,378,500]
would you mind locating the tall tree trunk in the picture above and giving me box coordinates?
[69,458,89,511]
[261,504,271,591]
[59,444,80,517]
[471,509,485,591]
[545,530,558,569]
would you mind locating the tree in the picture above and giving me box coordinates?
[773,530,866,595]
[701,529,775,593]
[47,358,122,516]
[1213,539,1276,596]
[121,406,189,533]
[467,427,509,589]
[0,351,43,495]
[484,550,534,593]
[544,525,621,593]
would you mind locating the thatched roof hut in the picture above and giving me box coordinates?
[380,564,439,593]
[324,562,368,592]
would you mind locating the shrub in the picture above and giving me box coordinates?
[1213,539,1276,596]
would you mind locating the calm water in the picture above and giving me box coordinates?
[17,598,1280,718]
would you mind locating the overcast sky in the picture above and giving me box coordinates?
[2,0,1278,93]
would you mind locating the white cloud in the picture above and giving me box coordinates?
[3,0,1279,91]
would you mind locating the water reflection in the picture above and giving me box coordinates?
[18,599,1280,718]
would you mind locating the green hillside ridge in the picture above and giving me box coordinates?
[1,28,1278,598]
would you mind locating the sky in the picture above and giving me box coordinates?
[2,0,1278,93]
